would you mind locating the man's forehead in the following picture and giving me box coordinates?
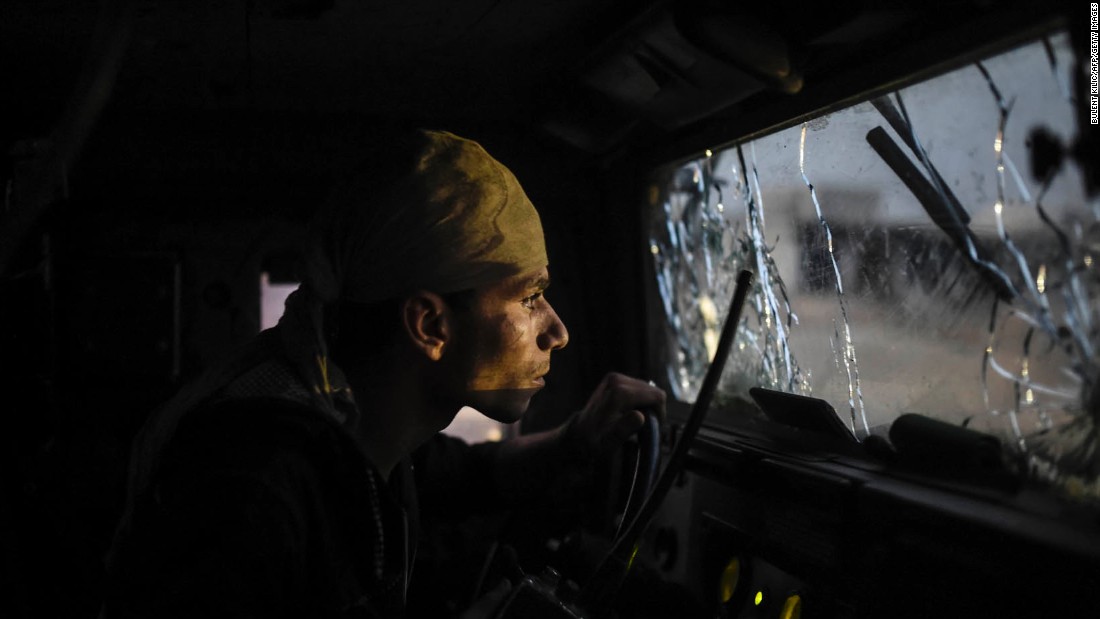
[521,269,551,290]
[487,267,550,295]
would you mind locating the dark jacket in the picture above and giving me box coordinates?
[103,397,413,618]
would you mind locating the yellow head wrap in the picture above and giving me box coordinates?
[315,129,548,304]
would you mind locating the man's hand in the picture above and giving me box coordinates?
[490,373,665,506]
[566,372,666,456]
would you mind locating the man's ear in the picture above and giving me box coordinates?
[401,291,451,361]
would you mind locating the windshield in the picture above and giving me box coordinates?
[645,33,1100,501]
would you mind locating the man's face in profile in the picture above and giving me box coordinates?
[446,266,570,422]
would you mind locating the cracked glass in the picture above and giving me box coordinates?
[645,33,1100,500]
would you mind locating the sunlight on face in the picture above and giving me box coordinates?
[447,267,569,422]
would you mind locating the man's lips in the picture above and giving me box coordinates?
[533,363,550,387]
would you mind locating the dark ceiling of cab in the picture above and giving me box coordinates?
[14,0,624,122]
[1,0,1068,219]
[5,0,643,133]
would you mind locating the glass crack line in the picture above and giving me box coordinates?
[1041,36,1074,103]
[1034,176,1096,366]
[800,123,868,435]
[976,62,1058,335]
[743,144,799,390]
[976,61,1067,450]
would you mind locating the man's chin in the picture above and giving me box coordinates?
[463,388,541,423]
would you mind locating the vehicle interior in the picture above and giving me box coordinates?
[3,0,1099,617]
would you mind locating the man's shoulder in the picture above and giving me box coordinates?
[191,394,333,437]
[166,395,355,478]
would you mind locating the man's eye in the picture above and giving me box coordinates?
[522,292,543,309]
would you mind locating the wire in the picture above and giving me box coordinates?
[614,413,660,542]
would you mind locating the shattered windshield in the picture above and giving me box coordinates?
[646,33,1100,500]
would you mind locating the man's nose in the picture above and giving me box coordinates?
[538,302,569,351]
